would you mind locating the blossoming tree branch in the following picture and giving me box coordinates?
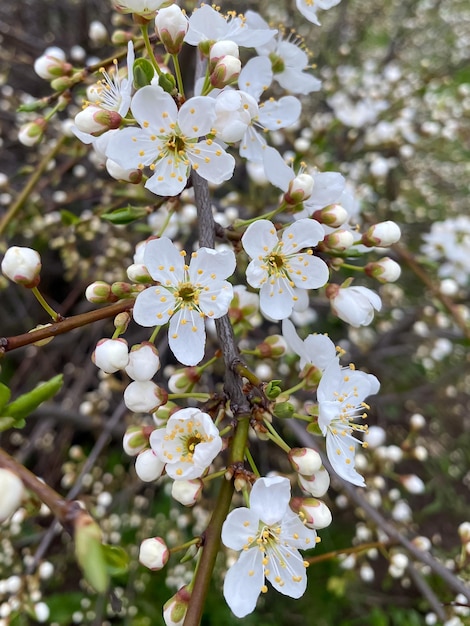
[5,1,466,625]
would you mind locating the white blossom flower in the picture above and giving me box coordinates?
[317,361,380,486]
[150,407,222,480]
[106,85,235,197]
[221,476,316,618]
[245,11,321,95]
[282,318,338,371]
[242,219,329,320]
[295,0,342,26]
[327,284,382,327]
[184,4,277,49]
[132,237,235,365]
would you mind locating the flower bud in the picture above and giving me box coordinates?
[458,521,470,543]
[210,55,241,89]
[125,343,161,381]
[163,586,191,626]
[111,30,134,46]
[135,448,165,481]
[50,75,81,92]
[34,47,72,80]
[92,337,129,374]
[210,40,239,66]
[127,263,153,283]
[290,496,332,529]
[364,257,401,283]
[0,469,24,523]
[139,536,169,570]
[114,311,131,332]
[399,474,425,494]
[74,106,122,137]
[171,478,203,506]
[85,280,116,303]
[288,447,322,475]
[312,203,349,228]
[110,281,134,298]
[155,5,189,54]
[123,425,149,456]
[361,220,401,247]
[272,400,295,419]
[124,380,167,413]
[168,367,201,393]
[18,118,47,146]
[112,0,163,19]
[88,20,108,45]
[284,173,314,206]
[153,401,180,426]
[254,335,287,358]
[106,158,143,183]
[319,229,354,252]
[2,246,42,288]
[298,467,330,498]
[410,413,425,431]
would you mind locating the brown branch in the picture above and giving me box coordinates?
[1,299,134,354]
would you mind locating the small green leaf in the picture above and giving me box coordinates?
[2,374,63,420]
[75,515,109,593]
[133,58,155,88]
[60,209,80,226]
[159,72,176,94]
[101,205,149,225]
[0,383,11,411]
[102,545,129,577]
[306,421,322,436]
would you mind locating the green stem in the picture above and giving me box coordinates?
[232,362,261,387]
[292,412,314,422]
[172,54,185,98]
[167,393,211,401]
[244,445,260,478]
[233,203,287,229]
[341,262,365,272]
[141,24,162,76]
[282,379,307,396]
[149,326,161,343]
[31,287,61,322]
[263,418,291,453]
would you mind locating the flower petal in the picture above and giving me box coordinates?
[250,475,290,525]
[221,507,260,550]
[259,279,295,320]
[281,219,324,252]
[265,543,308,598]
[289,254,329,289]
[105,127,160,169]
[258,96,301,130]
[325,429,365,487]
[131,84,177,131]
[178,96,216,137]
[133,286,174,327]
[223,548,264,618]
[143,237,185,283]
[188,141,235,185]
[242,219,279,259]
[189,248,236,283]
[168,309,206,365]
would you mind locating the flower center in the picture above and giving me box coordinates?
[269,52,285,74]
[177,282,198,303]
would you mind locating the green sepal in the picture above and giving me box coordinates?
[159,72,177,94]
[101,545,129,577]
[273,401,295,420]
[306,421,322,436]
[265,380,283,400]
[0,383,11,411]
[17,100,47,113]
[133,58,155,88]
[101,205,149,225]
[75,516,109,593]
[1,374,63,420]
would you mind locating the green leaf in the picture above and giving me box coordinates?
[75,515,109,593]
[102,544,129,577]
[101,205,149,225]
[133,58,155,88]
[159,72,176,94]
[60,209,80,226]
[0,383,11,411]
[1,374,63,420]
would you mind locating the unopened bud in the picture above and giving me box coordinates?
[288,447,322,475]
[153,401,180,426]
[92,337,129,374]
[127,263,153,283]
[18,118,47,147]
[399,474,425,494]
[110,281,134,298]
[28,323,54,347]
[124,380,168,413]
[319,229,354,252]
[210,40,239,67]
[364,257,401,283]
[290,496,332,529]
[298,467,330,498]
[114,311,131,331]
[272,400,295,419]
[1,246,41,287]
[125,342,160,381]
[50,75,79,92]
[410,413,426,431]
[34,47,72,80]
[171,479,203,506]
[106,159,143,184]
[111,29,134,45]
[135,448,165,481]
[74,106,122,136]
[254,334,287,358]
[458,521,470,543]
[155,5,189,55]
[210,55,241,88]
[123,425,149,456]
[312,203,349,227]
[139,536,169,570]
[168,367,201,393]
[284,173,314,206]
[361,220,401,247]
[163,586,191,626]
[85,280,116,303]
[0,469,24,523]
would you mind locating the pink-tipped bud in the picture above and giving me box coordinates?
[154,5,189,54]
[34,47,72,80]
[298,467,330,498]
[1,246,41,288]
[135,448,165,481]
[111,30,134,46]
[210,55,241,88]
[123,425,149,456]
[288,447,322,475]
[85,280,116,303]
[153,401,180,426]
[163,587,191,626]
[139,537,169,570]
[168,367,201,393]
[50,75,79,92]
[106,159,143,184]
[110,282,134,299]
[92,337,129,374]
[125,342,161,381]
[74,106,122,137]
[0,469,24,523]
[364,257,401,283]
[124,380,167,413]
[284,173,314,206]
[114,312,131,332]
[171,478,203,506]
[18,119,47,147]
[312,203,349,228]
[290,496,333,529]
[319,229,354,252]
[255,334,288,359]
[127,263,153,283]
[209,40,239,67]
[361,220,401,247]
[399,474,425,494]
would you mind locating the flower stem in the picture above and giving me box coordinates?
[263,419,291,453]
[31,287,61,322]
[244,445,260,478]
[233,204,286,229]
[141,24,162,76]
[172,53,185,98]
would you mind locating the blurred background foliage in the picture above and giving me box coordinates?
[0,0,469,624]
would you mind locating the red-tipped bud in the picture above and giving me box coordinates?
[284,173,314,206]
[209,40,239,68]
[171,478,203,506]
[254,334,287,358]
[92,337,129,374]
[135,449,165,481]
[312,203,349,227]
[290,496,333,529]
[85,280,116,303]
[127,263,153,283]
[74,106,122,136]
[155,5,189,54]
[361,220,401,247]
[123,425,149,456]
[125,342,161,381]
[124,380,168,413]
[364,257,401,283]
[18,119,47,147]
[163,586,191,626]
[319,229,354,252]
[298,467,330,498]
[34,47,72,80]
[139,537,169,570]
[288,447,322,475]
[210,55,241,88]
[106,159,143,184]
[168,367,201,393]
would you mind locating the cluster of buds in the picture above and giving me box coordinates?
[209,40,241,89]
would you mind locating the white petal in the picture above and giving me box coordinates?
[250,475,290,525]
[133,287,174,327]
[178,97,216,137]
[258,96,301,130]
[288,254,329,289]
[259,279,295,320]
[223,549,264,618]
[262,146,293,192]
[282,318,309,362]
[189,247,236,283]
[239,125,267,162]
[198,281,234,318]
[145,158,189,197]
[221,508,260,550]
[131,84,177,131]
[238,56,273,100]
[281,219,324,252]
[188,141,235,185]
[143,237,185,283]
[105,127,159,169]
[326,430,365,487]
[242,219,278,259]
[245,259,268,288]
[168,309,206,365]
[276,68,321,95]
[303,172,346,213]
[265,544,308,598]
